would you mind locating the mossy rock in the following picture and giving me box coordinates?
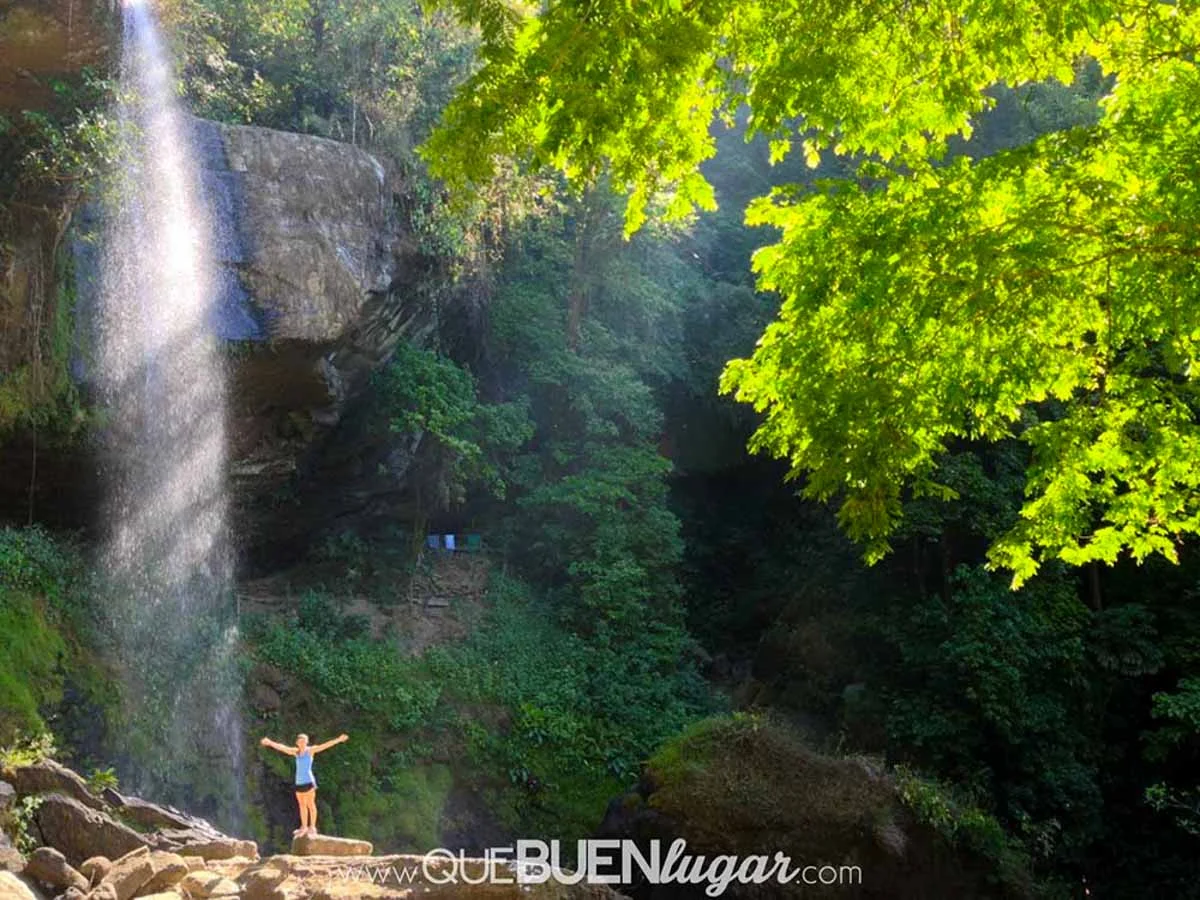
[599,715,1031,899]
[646,716,895,862]
[0,592,67,744]
[335,763,452,852]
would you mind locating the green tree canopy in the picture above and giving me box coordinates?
[423,1,1200,583]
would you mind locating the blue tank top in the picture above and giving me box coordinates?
[295,749,315,786]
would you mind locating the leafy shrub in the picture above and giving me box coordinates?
[87,767,119,794]
[372,343,532,507]
[0,526,80,600]
[428,575,711,837]
[9,795,44,855]
[879,564,1101,859]
[0,731,57,769]
[894,766,1031,891]
[256,621,439,731]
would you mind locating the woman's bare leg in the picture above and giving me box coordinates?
[307,792,319,835]
[295,792,310,834]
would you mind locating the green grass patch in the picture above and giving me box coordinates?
[0,526,93,744]
[0,591,66,741]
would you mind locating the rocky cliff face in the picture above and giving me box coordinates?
[188,119,439,551]
[2,114,444,553]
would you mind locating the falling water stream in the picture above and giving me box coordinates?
[96,0,243,824]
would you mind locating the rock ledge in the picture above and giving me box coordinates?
[289,834,372,857]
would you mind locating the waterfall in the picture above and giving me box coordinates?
[96,0,243,825]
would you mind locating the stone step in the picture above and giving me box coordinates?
[290,834,374,857]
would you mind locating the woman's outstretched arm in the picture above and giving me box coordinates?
[311,734,349,754]
[260,737,299,756]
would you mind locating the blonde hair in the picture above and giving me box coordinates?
[297,733,308,742]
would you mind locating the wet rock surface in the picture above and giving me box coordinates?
[23,845,88,891]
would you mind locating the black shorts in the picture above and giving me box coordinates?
[295,783,315,793]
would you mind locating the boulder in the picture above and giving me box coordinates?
[152,828,220,849]
[32,796,147,868]
[289,835,371,858]
[136,894,183,900]
[138,853,188,894]
[0,849,23,877]
[236,864,286,900]
[0,872,38,900]
[177,871,239,898]
[874,820,908,859]
[249,683,282,715]
[1,763,104,812]
[153,825,243,849]
[110,848,147,864]
[598,716,1024,898]
[0,834,23,875]
[214,122,400,345]
[0,783,14,814]
[252,665,290,695]
[96,847,154,900]
[77,858,111,885]
[21,847,86,892]
[181,858,206,872]
[86,885,118,900]
[308,884,411,900]
[161,837,256,862]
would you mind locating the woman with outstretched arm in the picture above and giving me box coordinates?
[259,732,348,836]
